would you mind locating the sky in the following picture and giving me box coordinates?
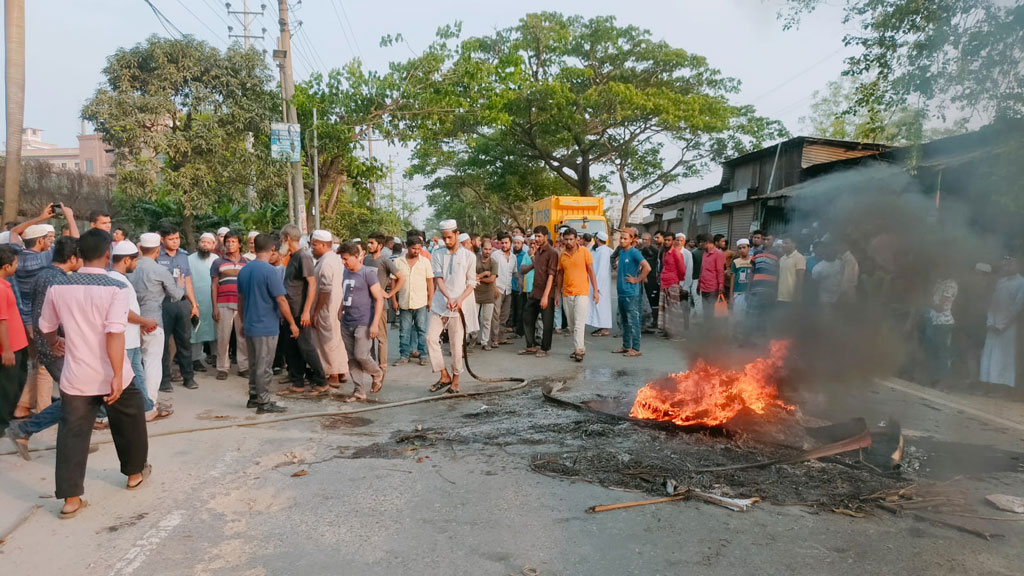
[0,0,861,221]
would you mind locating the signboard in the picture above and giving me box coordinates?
[270,122,301,162]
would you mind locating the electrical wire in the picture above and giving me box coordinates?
[143,0,183,39]
[335,0,362,57]
[297,25,329,72]
[329,0,357,59]
[748,47,845,103]
[197,0,232,29]
[172,0,227,46]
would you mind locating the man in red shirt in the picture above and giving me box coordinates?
[0,246,29,431]
[658,235,688,339]
[698,235,726,325]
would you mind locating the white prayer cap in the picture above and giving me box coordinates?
[773,239,784,247]
[675,232,686,239]
[311,229,332,242]
[22,225,48,240]
[392,236,402,244]
[513,235,525,242]
[41,224,56,234]
[299,236,309,248]
[351,237,362,244]
[247,231,260,240]
[596,231,609,242]
[0,231,10,244]
[975,262,992,274]
[199,232,217,243]
[139,233,162,248]
[736,238,750,247]
[112,240,139,257]
[457,232,470,243]
[217,226,230,236]
[439,219,457,232]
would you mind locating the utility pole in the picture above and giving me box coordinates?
[276,0,306,232]
[367,127,375,205]
[226,1,267,49]
[388,155,395,212]
[312,107,320,230]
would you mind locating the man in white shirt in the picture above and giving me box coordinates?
[426,220,477,394]
[491,232,513,346]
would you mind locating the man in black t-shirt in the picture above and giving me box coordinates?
[278,225,327,396]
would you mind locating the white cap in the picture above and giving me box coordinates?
[247,231,260,240]
[773,239,784,247]
[139,232,162,248]
[311,229,332,242]
[596,231,608,242]
[217,226,230,236]
[41,224,56,234]
[439,219,457,232]
[736,238,750,247]
[23,225,48,240]
[0,231,10,244]
[112,240,139,257]
[457,232,470,243]
[392,236,401,244]
[513,235,525,242]
[199,232,217,243]
[975,262,992,274]
[675,233,686,239]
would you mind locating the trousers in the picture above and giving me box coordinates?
[17,336,52,412]
[216,303,247,373]
[283,325,326,387]
[523,296,554,351]
[161,299,193,384]
[343,324,383,394]
[477,302,495,346]
[140,327,164,406]
[246,335,278,404]
[562,295,590,352]
[491,291,511,344]
[510,291,528,335]
[618,293,642,351]
[0,348,29,429]
[398,306,428,359]
[56,385,148,499]
[427,313,465,376]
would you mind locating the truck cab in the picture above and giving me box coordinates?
[532,196,610,237]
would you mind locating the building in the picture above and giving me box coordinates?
[643,137,891,240]
[3,125,115,177]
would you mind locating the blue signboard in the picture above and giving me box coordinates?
[270,122,301,162]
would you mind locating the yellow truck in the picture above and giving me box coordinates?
[532,196,610,237]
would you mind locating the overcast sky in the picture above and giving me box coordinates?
[0,0,859,218]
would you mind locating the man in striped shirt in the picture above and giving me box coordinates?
[211,231,249,380]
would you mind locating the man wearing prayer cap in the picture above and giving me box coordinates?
[458,232,472,252]
[243,231,260,261]
[8,203,80,419]
[188,234,218,372]
[426,219,478,394]
[308,229,349,388]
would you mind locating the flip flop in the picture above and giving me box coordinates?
[370,379,384,394]
[127,463,152,490]
[444,387,461,395]
[59,499,89,519]
[277,387,306,397]
[517,348,538,355]
[429,379,453,393]
[611,348,628,354]
[145,407,174,422]
[624,350,643,357]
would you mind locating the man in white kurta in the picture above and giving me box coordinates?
[427,220,478,393]
[587,231,613,333]
[310,230,349,386]
[980,257,1024,388]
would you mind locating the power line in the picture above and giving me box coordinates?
[143,0,183,39]
[296,25,327,72]
[335,0,362,57]
[197,0,231,29]
[748,47,845,103]
[172,0,227,46]
[328,0,356,59]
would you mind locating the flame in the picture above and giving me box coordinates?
[629,340,793,427]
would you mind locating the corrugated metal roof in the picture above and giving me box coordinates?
[645,184,723,209]
[724,136,890,168]
[800,143,886,168]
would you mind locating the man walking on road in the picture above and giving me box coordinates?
[156,225,199,391]
[394,236,434,366]
[613,227,650,357]
[210,231,249,380]
[309,230,348,387]
[426,220,477,395]
[556,228,597,361]
[519,226,557,358]
[338,242,386,401]
[237,234,294,414]
[39,229,150,519]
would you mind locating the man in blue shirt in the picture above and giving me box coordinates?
[613,227,650,357]
[156,224,200,391]
[237,234,298,414]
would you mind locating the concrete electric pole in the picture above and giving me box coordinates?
[275,0,307,232]
[226,1,267,49]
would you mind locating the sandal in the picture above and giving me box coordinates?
[370,378,384,394]
[127,463,152,490]
[444,387,461,395]
[624,349,643,357]
[59,499,89,520]
[517,348,538,355]
[611,348,628,354]
[429,379,453,393]
[145,407,174,422]
[277,387,306,397]
[343,393,367,403]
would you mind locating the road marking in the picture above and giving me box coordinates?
[875,377,1024,433]
[108,510,184,576]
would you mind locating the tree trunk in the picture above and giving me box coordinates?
[578,154,591,196]
[4,0,25,222]
[182,212,195,251]
[326,174,344,217]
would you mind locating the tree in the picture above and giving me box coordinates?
[3,0,25,222]
[394,13,788,227]
[81,36,287,245]
[781,1,1024,134]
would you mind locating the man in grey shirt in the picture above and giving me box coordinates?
[131,233,184,407]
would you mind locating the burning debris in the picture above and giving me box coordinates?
[630,340,793,428]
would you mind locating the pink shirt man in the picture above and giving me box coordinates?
[698,246,725,293]
[38,267,134,396]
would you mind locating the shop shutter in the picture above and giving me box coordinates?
[730,203,756,245]
[710,212,730,240]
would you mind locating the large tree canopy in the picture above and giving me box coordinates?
[782,0,1024,132]
[82,35,286,244]
[392,13,788,227]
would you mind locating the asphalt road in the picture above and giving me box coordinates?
[2,326,1023,576]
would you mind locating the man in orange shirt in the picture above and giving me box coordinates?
[0,246,29,431]
[555,228,598,361]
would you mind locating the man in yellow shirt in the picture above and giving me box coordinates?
[777,236,807,308]
[393,236,434,366]
[555,228,598,361]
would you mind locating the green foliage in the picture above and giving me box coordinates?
[81,35,288,243]
[390,13,788,226]
[112,190,290,237]
[781,1,1024,134]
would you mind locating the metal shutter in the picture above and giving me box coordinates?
[730,203,755,245]
[710,213,730,240]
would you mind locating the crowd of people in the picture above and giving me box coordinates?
[0,201,1021,519]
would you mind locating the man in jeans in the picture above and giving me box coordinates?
[393,236,433,366]
[613,227,650,357]
[237,234,295,414]
[38,229,150,518]
[211,231,249,380]
[518,226,558,358]
[363,233,405,375]
[555,228,597,361]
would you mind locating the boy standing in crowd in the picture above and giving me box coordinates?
[613,227,650,357]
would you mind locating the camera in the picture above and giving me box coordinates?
[50,202,63,212]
